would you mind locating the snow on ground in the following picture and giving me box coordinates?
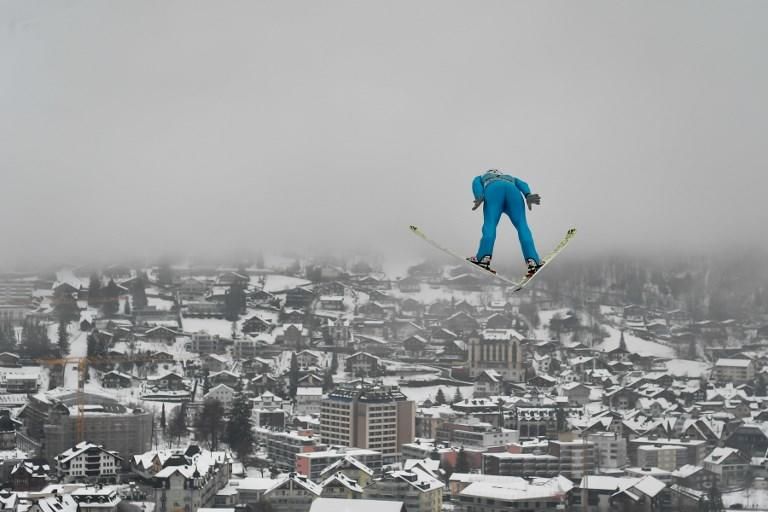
[399,384,474,404]
[262,275,311,293]
[55,269,88,288]
[594,324,676,359]
[723,487,768,509]
[146,296,174,311]
[182,318,238,339]
[387,285,497,307]
[532,308,572,339]
[665,359,711,378]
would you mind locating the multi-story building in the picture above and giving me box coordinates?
[320,381,415,460]
[295,450,381,482]
[435,419,519,449]
[548,440,596,481]
[637,444,688,471]
[457,476,572,512]
[251,392,289,429]
[629,437,707,467]
[712,358,755,384]
[587,432,628,470]
[467,329,524,382]
[190,331,223,354]
[364,468,443,512]
[482,452,560,478]
[151,449,232,512]
[71,486,122,512]
[262,472,322,512]
[54,442,123,483]
[255,428,326,471]
[295,387,323,416]
[19,389,153,463]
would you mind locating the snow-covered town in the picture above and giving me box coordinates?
[0,254,766,512]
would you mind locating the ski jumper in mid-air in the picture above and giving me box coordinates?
[467,169,543,276]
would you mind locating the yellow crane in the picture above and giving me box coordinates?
[36,353,165,443]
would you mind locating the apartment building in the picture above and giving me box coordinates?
[320,381,415,459]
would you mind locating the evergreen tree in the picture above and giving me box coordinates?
[157,262,175,287]
[124,298,131,316]
[202,375,211,396]
[452,387,464,404]
[225,393,255,465]
[57,320,69,356]
[131,276,149,310]
[0,322,15,353]
[289,352,299,398]
[330,352,339,374]
[101,280,121,317]
[322,370,334,392]
[434,388,447,405]
[160,404,167,431]
[757,374,768,397]
[195,399,226,449]
[224,283,247,321]
[455,447,470,473]
[618,330,628,352]
[88,273,102,307]
[54,292,80,323]
[168,403,187,445]
[20,320,52,358]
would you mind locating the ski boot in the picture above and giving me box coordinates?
[526,258,544,278]
[467,255,496,274]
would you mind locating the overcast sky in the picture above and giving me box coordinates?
[1,1,766,269]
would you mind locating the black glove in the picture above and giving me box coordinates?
[526,193,541,211]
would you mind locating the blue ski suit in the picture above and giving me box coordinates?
[473,171,541,264]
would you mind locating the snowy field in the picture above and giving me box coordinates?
[723,487,768,509]
[664,359,710,378]
[399,384,475,404]
[595,324,676,359]
[262,275,311,293]
[182,318,239,338]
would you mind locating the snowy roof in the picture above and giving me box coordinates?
[482,328,524,340]
[715,358,752,368]
[310,498,403,512]
[56,441,122,463]
[630,476,667,498]
[578,476,639,492]
[460,475,573,501]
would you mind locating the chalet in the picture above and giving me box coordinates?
[242,315,272,334]
[0,353,20,368]
[217,271,249,286]
[646,319,669,337]
[147,372,187,391]
[671,465,718,491]
[55,441,123,483]
[353,334,391,356]
[427,302,454,319]
[431,327,458,343]
[442,312,480,335]
[296,350,321,368]
[352,321,387,340]
[315,281,346,296]
[367,289,395,304]
[703,447,750,488]
[318,296,345,311]
[358,301,388,319]
[298,373,324,388]
[391,320,426,341]
[280,309,307,324]
[201,354,230,373]
[149,350,175,363]
[250,374,281,395]
[527,374,558,390]
[444,273,484,290]
[399,298,425,317]
[101,371,133,389]
[396,277,421,293]
[178,277,209,300]
[403,335,428,357]
[285,287,316,309]
[443,339,467,360]
[357,275,391,290]
[209,370,241,388]
[345,352,381,377]
[9,461,49,491]
[561,382,591,406]
[485,313,514,330]
[474,370,502,397]
[204,384,237,409]
[604,387,640,410]
[280,324,308,350]
[623,305,646,322]
[145,326,179,344]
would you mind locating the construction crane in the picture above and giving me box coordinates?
[36,353,166,443]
